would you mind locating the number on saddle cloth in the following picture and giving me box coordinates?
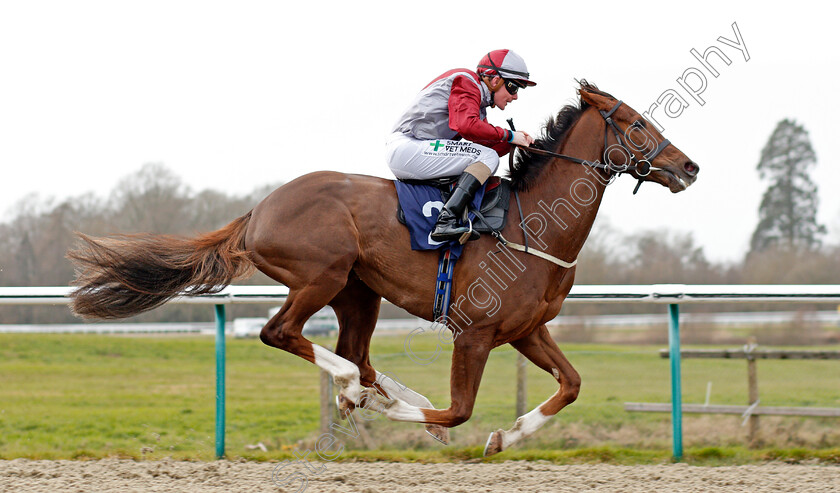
[393,177,512,323]
[394,177,512,254]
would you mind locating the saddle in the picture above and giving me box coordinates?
[397,176,512,233]
[395,175,512,323]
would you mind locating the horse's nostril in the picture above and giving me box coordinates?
[684,161,699,175]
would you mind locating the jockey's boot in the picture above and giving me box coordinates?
[430,170,484,243]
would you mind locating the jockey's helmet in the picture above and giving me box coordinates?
[477,50,537,93]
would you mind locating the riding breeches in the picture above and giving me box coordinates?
[385,132,500,180]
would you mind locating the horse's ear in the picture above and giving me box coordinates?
[578,88,613,111]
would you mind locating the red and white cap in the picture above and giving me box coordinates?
[477,49,536,87]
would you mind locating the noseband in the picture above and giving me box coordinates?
[510,100,672,194]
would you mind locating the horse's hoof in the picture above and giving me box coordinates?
[483,430,504,456]
[356,388,388,415]
[424,424,450,445]
[336,393,355,417]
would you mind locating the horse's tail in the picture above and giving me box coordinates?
[68,211,255,320]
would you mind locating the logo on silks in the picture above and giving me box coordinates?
[424,140,483,158]
[429,140,446,151]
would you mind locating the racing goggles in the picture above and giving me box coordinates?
[503,78,526,95]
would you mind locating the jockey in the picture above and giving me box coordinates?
[386,49,536,242]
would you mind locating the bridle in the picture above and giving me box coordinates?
[478,100,676,269]
[510,100,672,194]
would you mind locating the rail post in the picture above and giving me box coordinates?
[746,337,760,446]
[516,353,527,417]
[668,303,683,461]
[320,369,334,435]
[214,304,226,459]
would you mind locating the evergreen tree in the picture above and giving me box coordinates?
[750,119,825,252]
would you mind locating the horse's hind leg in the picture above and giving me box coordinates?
[373,370,450,445]
[483,324,581,456]
[259,277,365,407]
[330,275,450,444]
[329,274,380,409]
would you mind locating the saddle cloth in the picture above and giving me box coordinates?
[394,176,512,255]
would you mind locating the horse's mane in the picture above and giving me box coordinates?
[507,80,615,191]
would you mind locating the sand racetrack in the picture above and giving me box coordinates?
[2,459,839,492]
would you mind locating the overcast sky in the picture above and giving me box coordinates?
[2,0,839,263]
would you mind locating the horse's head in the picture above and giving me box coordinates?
[579,85,699,193]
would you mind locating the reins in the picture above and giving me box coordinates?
[509,100,672,192]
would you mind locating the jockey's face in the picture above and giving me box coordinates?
[492,76,518,110]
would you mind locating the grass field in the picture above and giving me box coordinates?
[0,332,838,464]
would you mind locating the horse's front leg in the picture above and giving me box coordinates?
[371,371,449,445]
[484,324,581,456]
[373,329,493,430]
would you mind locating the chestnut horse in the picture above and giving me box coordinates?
[69,82,698,456]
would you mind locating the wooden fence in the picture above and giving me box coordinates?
[625,342,840,446]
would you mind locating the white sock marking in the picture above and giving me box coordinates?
[501,401,552,449]
[312,344,361,403]
[375,370,436,408]
[382,398,426,422]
